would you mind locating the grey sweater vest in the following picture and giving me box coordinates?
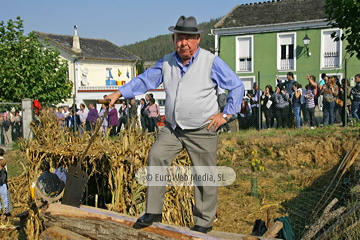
[162,49,218,129]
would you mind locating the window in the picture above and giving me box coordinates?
[157,99,166,107]
[321,29,341,69]
[277,33,296,71]
[239,76,255,95]
[236,36,253,73]
[319,73,342,82]
[275,74,297,87]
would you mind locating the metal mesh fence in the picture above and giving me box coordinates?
[234,58,360,131]
[285,163,360,240]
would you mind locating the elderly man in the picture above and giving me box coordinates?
[106,15,244,233]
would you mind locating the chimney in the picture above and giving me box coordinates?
[71,25,81,54]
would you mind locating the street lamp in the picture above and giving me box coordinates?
[303,35,311,56]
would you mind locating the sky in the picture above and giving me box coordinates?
[0,0,260,46]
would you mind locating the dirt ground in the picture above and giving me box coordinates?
[1,126,359,239]
[214,127,360,235]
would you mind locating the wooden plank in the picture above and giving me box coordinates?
[43,203,280,240]
[262,221,283,238]
[40,226,90,240]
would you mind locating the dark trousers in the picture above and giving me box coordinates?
[306,107,317,127]
[301,103,309,126]
[109,126,117,136]
[275,106,290,128]
[117,116,127,133]
[148,117,158,132]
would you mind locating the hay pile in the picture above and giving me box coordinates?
[11,110,195,238]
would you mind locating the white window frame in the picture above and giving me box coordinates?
[320,28,342,70]
[277,32,297,72]
[318,73,343,82]
[274,74,297,87]
[239,76,256,95]
[235,35,254,73]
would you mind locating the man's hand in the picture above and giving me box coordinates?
[104,91,122,106]
[207,113,231,130]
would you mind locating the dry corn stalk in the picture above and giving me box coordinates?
[16,110,195,240]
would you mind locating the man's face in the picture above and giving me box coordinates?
[173,33,200,64]
[63,107,68,112]
[355,76,360,83]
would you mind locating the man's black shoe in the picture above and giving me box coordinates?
[136,213,162,226]
[190,225,212,234]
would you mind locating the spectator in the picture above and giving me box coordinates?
[350,74,360,122]
[11,110,22,140]
[320,76,339,126]
[261,85,275,129]
[338,78,352,125]
[238,99,251,130]
[99,104,109,137]
[63,106,70,117]
[76,103,88,134]
[86,102,98,131]
[128,99,138,129]
[108,103,119,137]
[55,107,65,128]
[1,113,12,146]
[292,82,303,129]
[304,75,319,125]
[271,84,290,128]
[305,89,317,129]
[247,82,262,129]
[144,98,160,132]
[139,98,149,132]
[318,73,327,110]
[117,102,127,133]
[0,157,11,220]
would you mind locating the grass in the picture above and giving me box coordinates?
[4,148,27,178]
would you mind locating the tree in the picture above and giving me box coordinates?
[0,17,73,105]
[325,0,360,58]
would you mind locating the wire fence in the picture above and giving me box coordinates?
[284,154,360,240]
[229,59,360,132]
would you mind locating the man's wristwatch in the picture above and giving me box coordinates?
[222,113,229,122]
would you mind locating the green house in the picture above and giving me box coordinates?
[211,0,360,92]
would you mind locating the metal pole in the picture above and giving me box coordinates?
[258,71,261,131]
[73,94,77,133]
[344,59,348,127]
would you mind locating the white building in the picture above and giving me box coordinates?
[36,27,166,114]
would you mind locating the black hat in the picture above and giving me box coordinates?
[168,16,203,34]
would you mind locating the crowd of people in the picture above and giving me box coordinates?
[0,108,22,146]
[52,93,162,136]
[236,72,360,130]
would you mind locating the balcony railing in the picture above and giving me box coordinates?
[279,59,294,70]
[78,86,119,91]
[323,52,340,68]
[78,84,164,91]
[238,57,252,71]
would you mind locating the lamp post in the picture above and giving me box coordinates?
[303,35,311,56]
